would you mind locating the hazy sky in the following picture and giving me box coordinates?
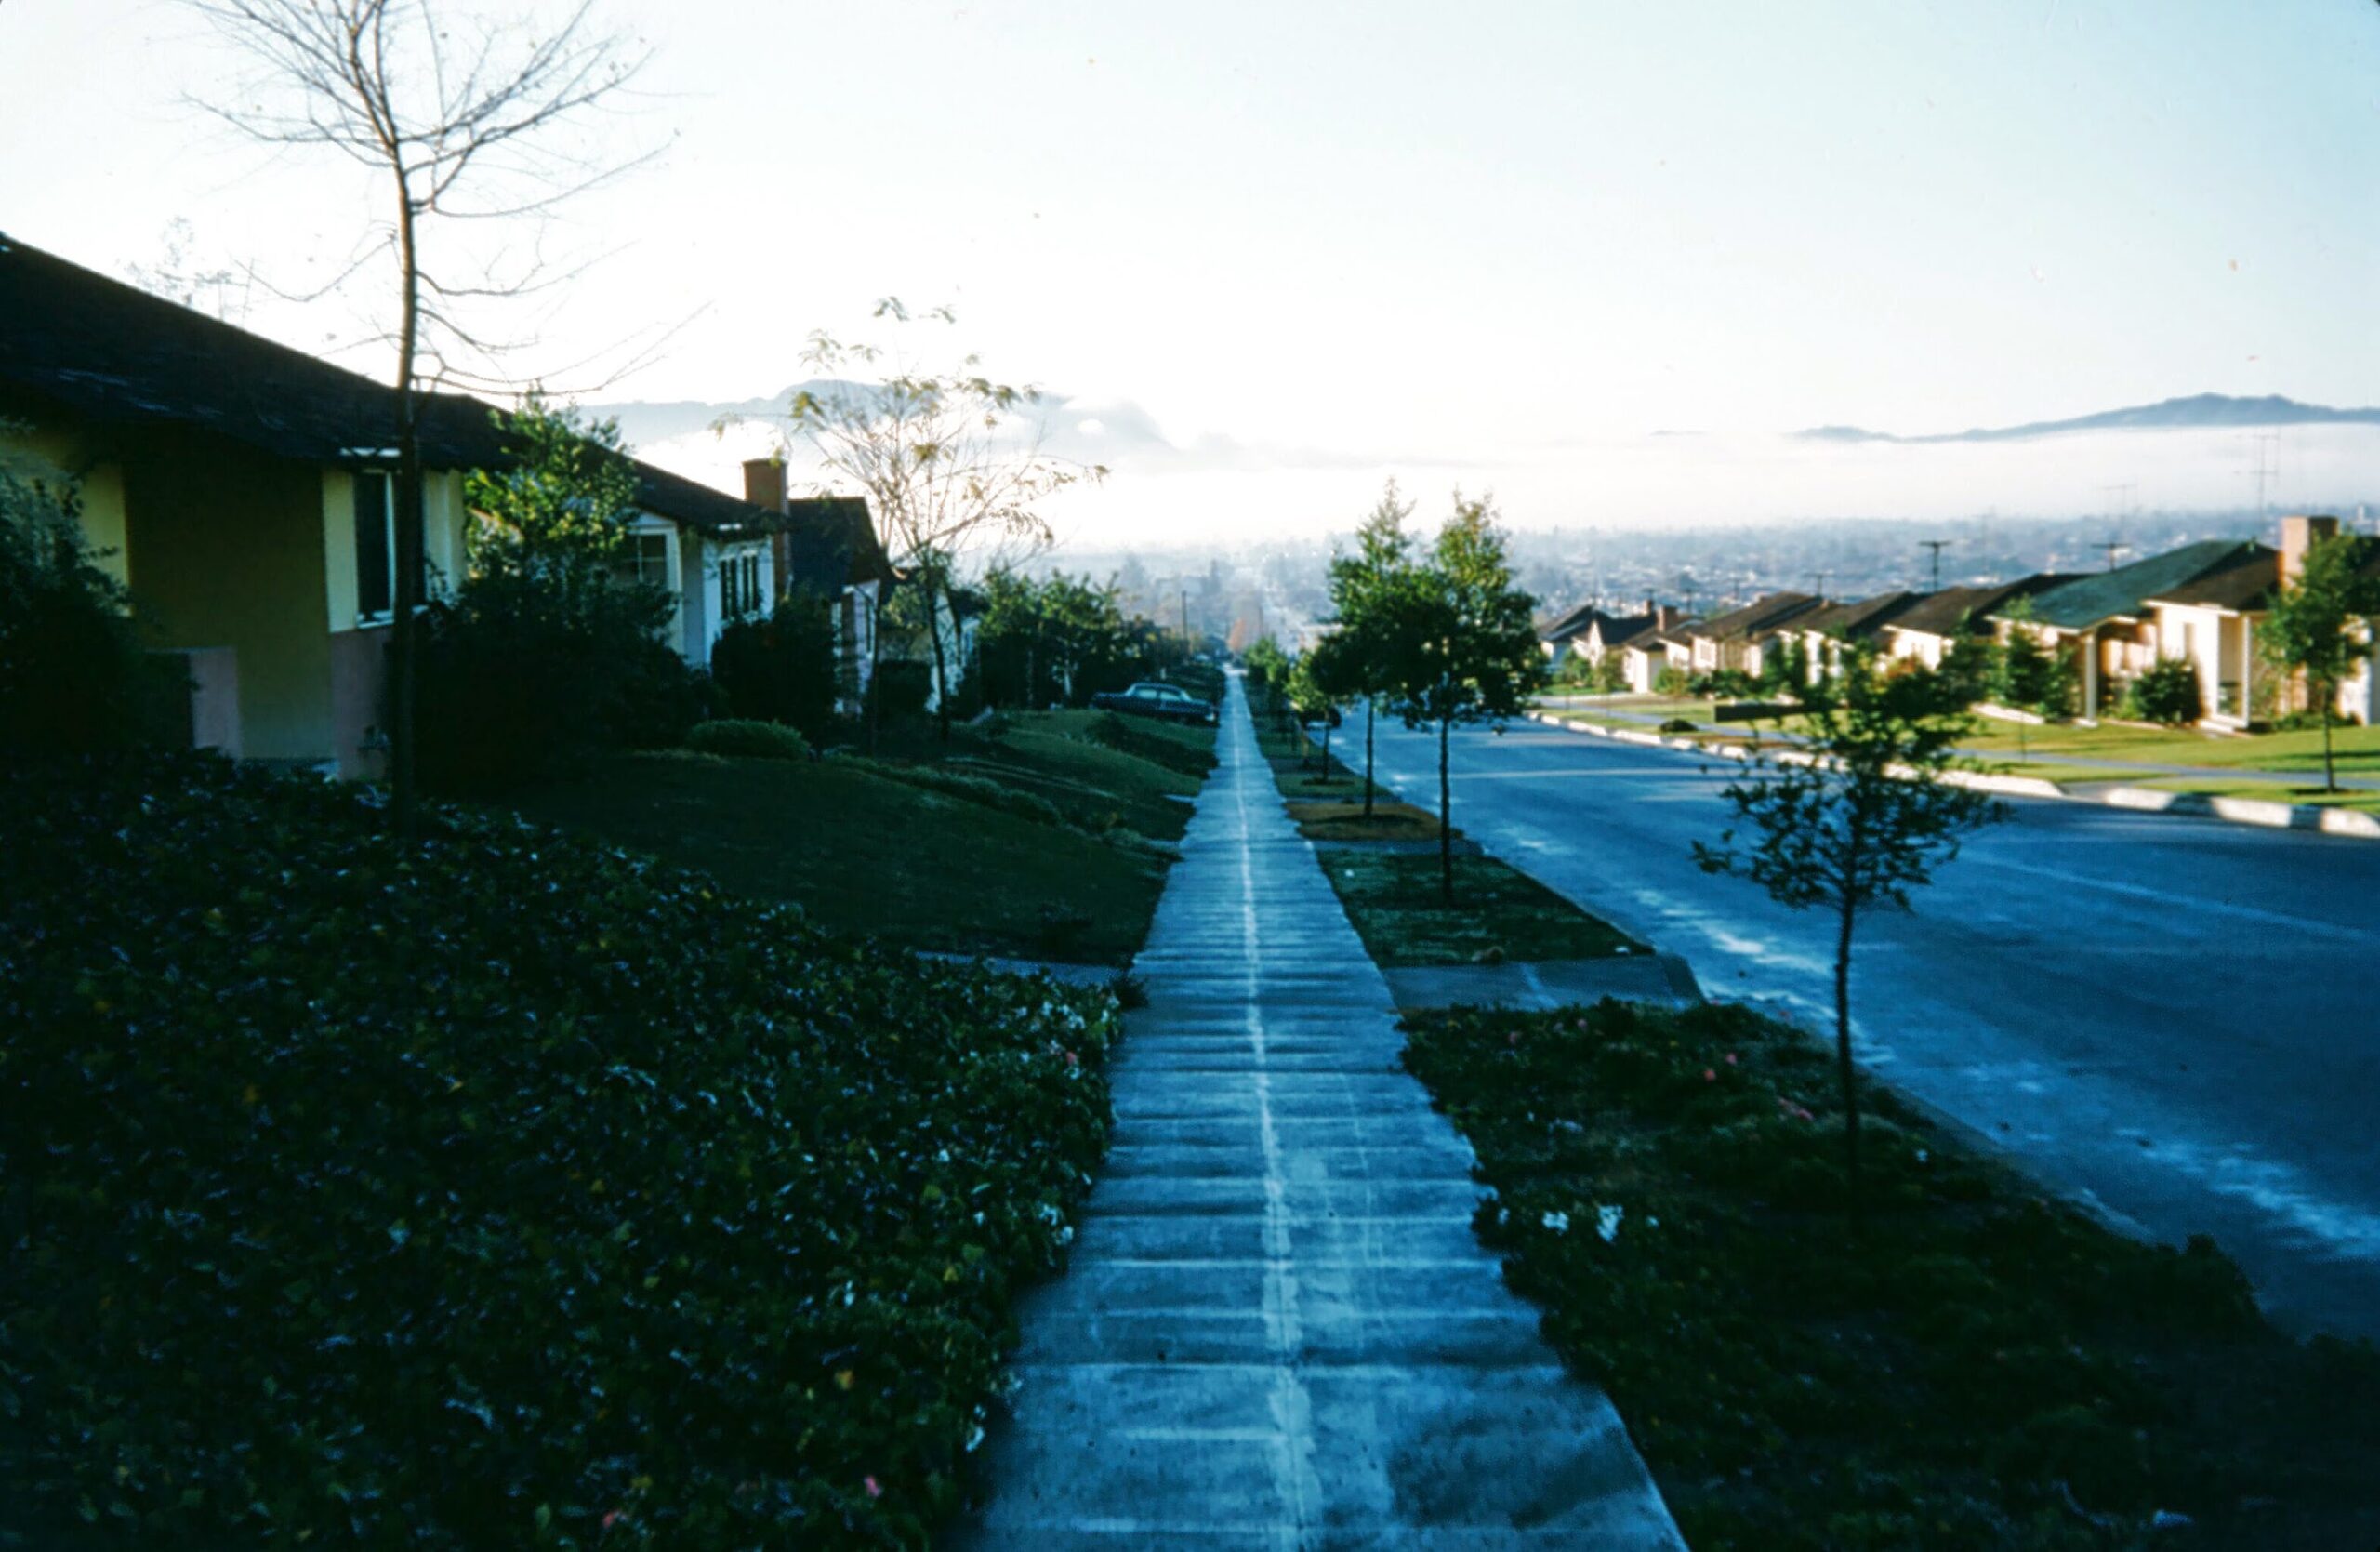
[6,1,2379,538]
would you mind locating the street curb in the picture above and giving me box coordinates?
[1523,710,2380,842]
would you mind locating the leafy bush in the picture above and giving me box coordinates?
[2122,656,2203,726]
[0,752,1120,1550]
[686,717,813,761]
[416,571,706,793]
[0,460,163,752]
[866,659,932,723]
[711,592,840,738]
[1653,665,1691,696]
[1403,1000,2380,1550]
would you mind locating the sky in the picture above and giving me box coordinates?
[6,0,2380,542]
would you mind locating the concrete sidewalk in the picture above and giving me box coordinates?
[955,678,1682,1551]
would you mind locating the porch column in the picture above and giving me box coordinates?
[2082,626,2100,720]
[2241,616,2254,725]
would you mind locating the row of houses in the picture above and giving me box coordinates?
[0,232,928,778]
[1540,518,2380,728]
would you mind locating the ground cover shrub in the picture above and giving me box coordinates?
[686,717,813,761]
[1318,851,1641,967]
[0,752,1121,1551]
[1402,999,2380,1551]
[1657,716,1699,734]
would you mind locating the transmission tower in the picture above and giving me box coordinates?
[1918,540,1950,592]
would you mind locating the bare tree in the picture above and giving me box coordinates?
[781,303,1106,747]
[186,0,653,826]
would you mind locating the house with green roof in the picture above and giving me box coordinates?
[2144,517,2380,728]
[1992,539,2253,720]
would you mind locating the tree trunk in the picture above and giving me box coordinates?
[388,186,423,835]
[1363,696,1377,818]
[1833,890,1861,1211]
[924,574,953,743]
[2321,694,2336,792]
[1438,710,1454,906]
[863,583,886,756]
[1319,713,1331,780]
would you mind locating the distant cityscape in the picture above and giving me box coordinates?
[1054,503,2380,649]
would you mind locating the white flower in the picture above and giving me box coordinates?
[1595,1204,1624,1243]
[1540,1211,1570,1234]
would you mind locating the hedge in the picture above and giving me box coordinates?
[0,752,1119,1550]
[685,718,813,762]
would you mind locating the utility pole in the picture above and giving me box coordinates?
[2094,541,2126,573]
[1807,570,1831,601]
[1919,540,1950,592]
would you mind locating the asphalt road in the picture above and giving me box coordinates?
[1361,714,2380,1340]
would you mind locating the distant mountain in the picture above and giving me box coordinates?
[1794,393,2380,445]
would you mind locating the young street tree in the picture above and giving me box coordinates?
[2258,528,2380,792]
[1694,653,2001,1202]
[1387,493,1542,904]
[188,0,652,827]
[783,305,1105,748]
[1326,480,1419,817]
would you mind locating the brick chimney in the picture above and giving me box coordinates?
[2280,514,2339,586]
[742,457,787,512]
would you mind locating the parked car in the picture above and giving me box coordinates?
[1091,680,1220,726]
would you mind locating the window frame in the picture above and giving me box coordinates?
[353,470,397,627]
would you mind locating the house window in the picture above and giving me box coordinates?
[721,550,762,620]
[619,532,671,592]
[354,471,395,622]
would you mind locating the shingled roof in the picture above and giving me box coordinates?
[1691,591,1822,642]
[1792,590,1922,641]
[2016,541,2250,631]
[0,230,783,541]
[1885,576,2072,641]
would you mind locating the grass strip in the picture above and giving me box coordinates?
[1316,849,1643,967]
[1402,999,2380,1551]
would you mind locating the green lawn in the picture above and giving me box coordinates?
[871,709,1215,843]
[1954,716,2380,776]
[2126,776,2380,814]
[1404,1000,2380,1551]
[1314,850,1642,967]
[510,742,1178,964]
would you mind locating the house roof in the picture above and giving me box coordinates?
[780,495,891,591]
[1794,590,1922,641]
[1884,576,2071,641]
[1593,610,1668,649]
[1691,591,1822,642]
[0,230,782,541]
[2144,546,2279,614]
[1537,600,1610,642]
[2015,541,2249,631]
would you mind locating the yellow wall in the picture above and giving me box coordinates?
[125,431,333,762]
[0,410,133,589]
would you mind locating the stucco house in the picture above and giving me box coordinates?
[1789,591,1923,683]
[1992,540,2252,721]
[1540,600,1678,671]
[0,231,791,776]
[1620,625,1697,694]
[1686,591,1823,677]
[1882,576,2069,670]
[2144,516,2380,728]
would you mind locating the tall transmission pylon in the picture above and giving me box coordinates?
[1919,540,1950,592]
